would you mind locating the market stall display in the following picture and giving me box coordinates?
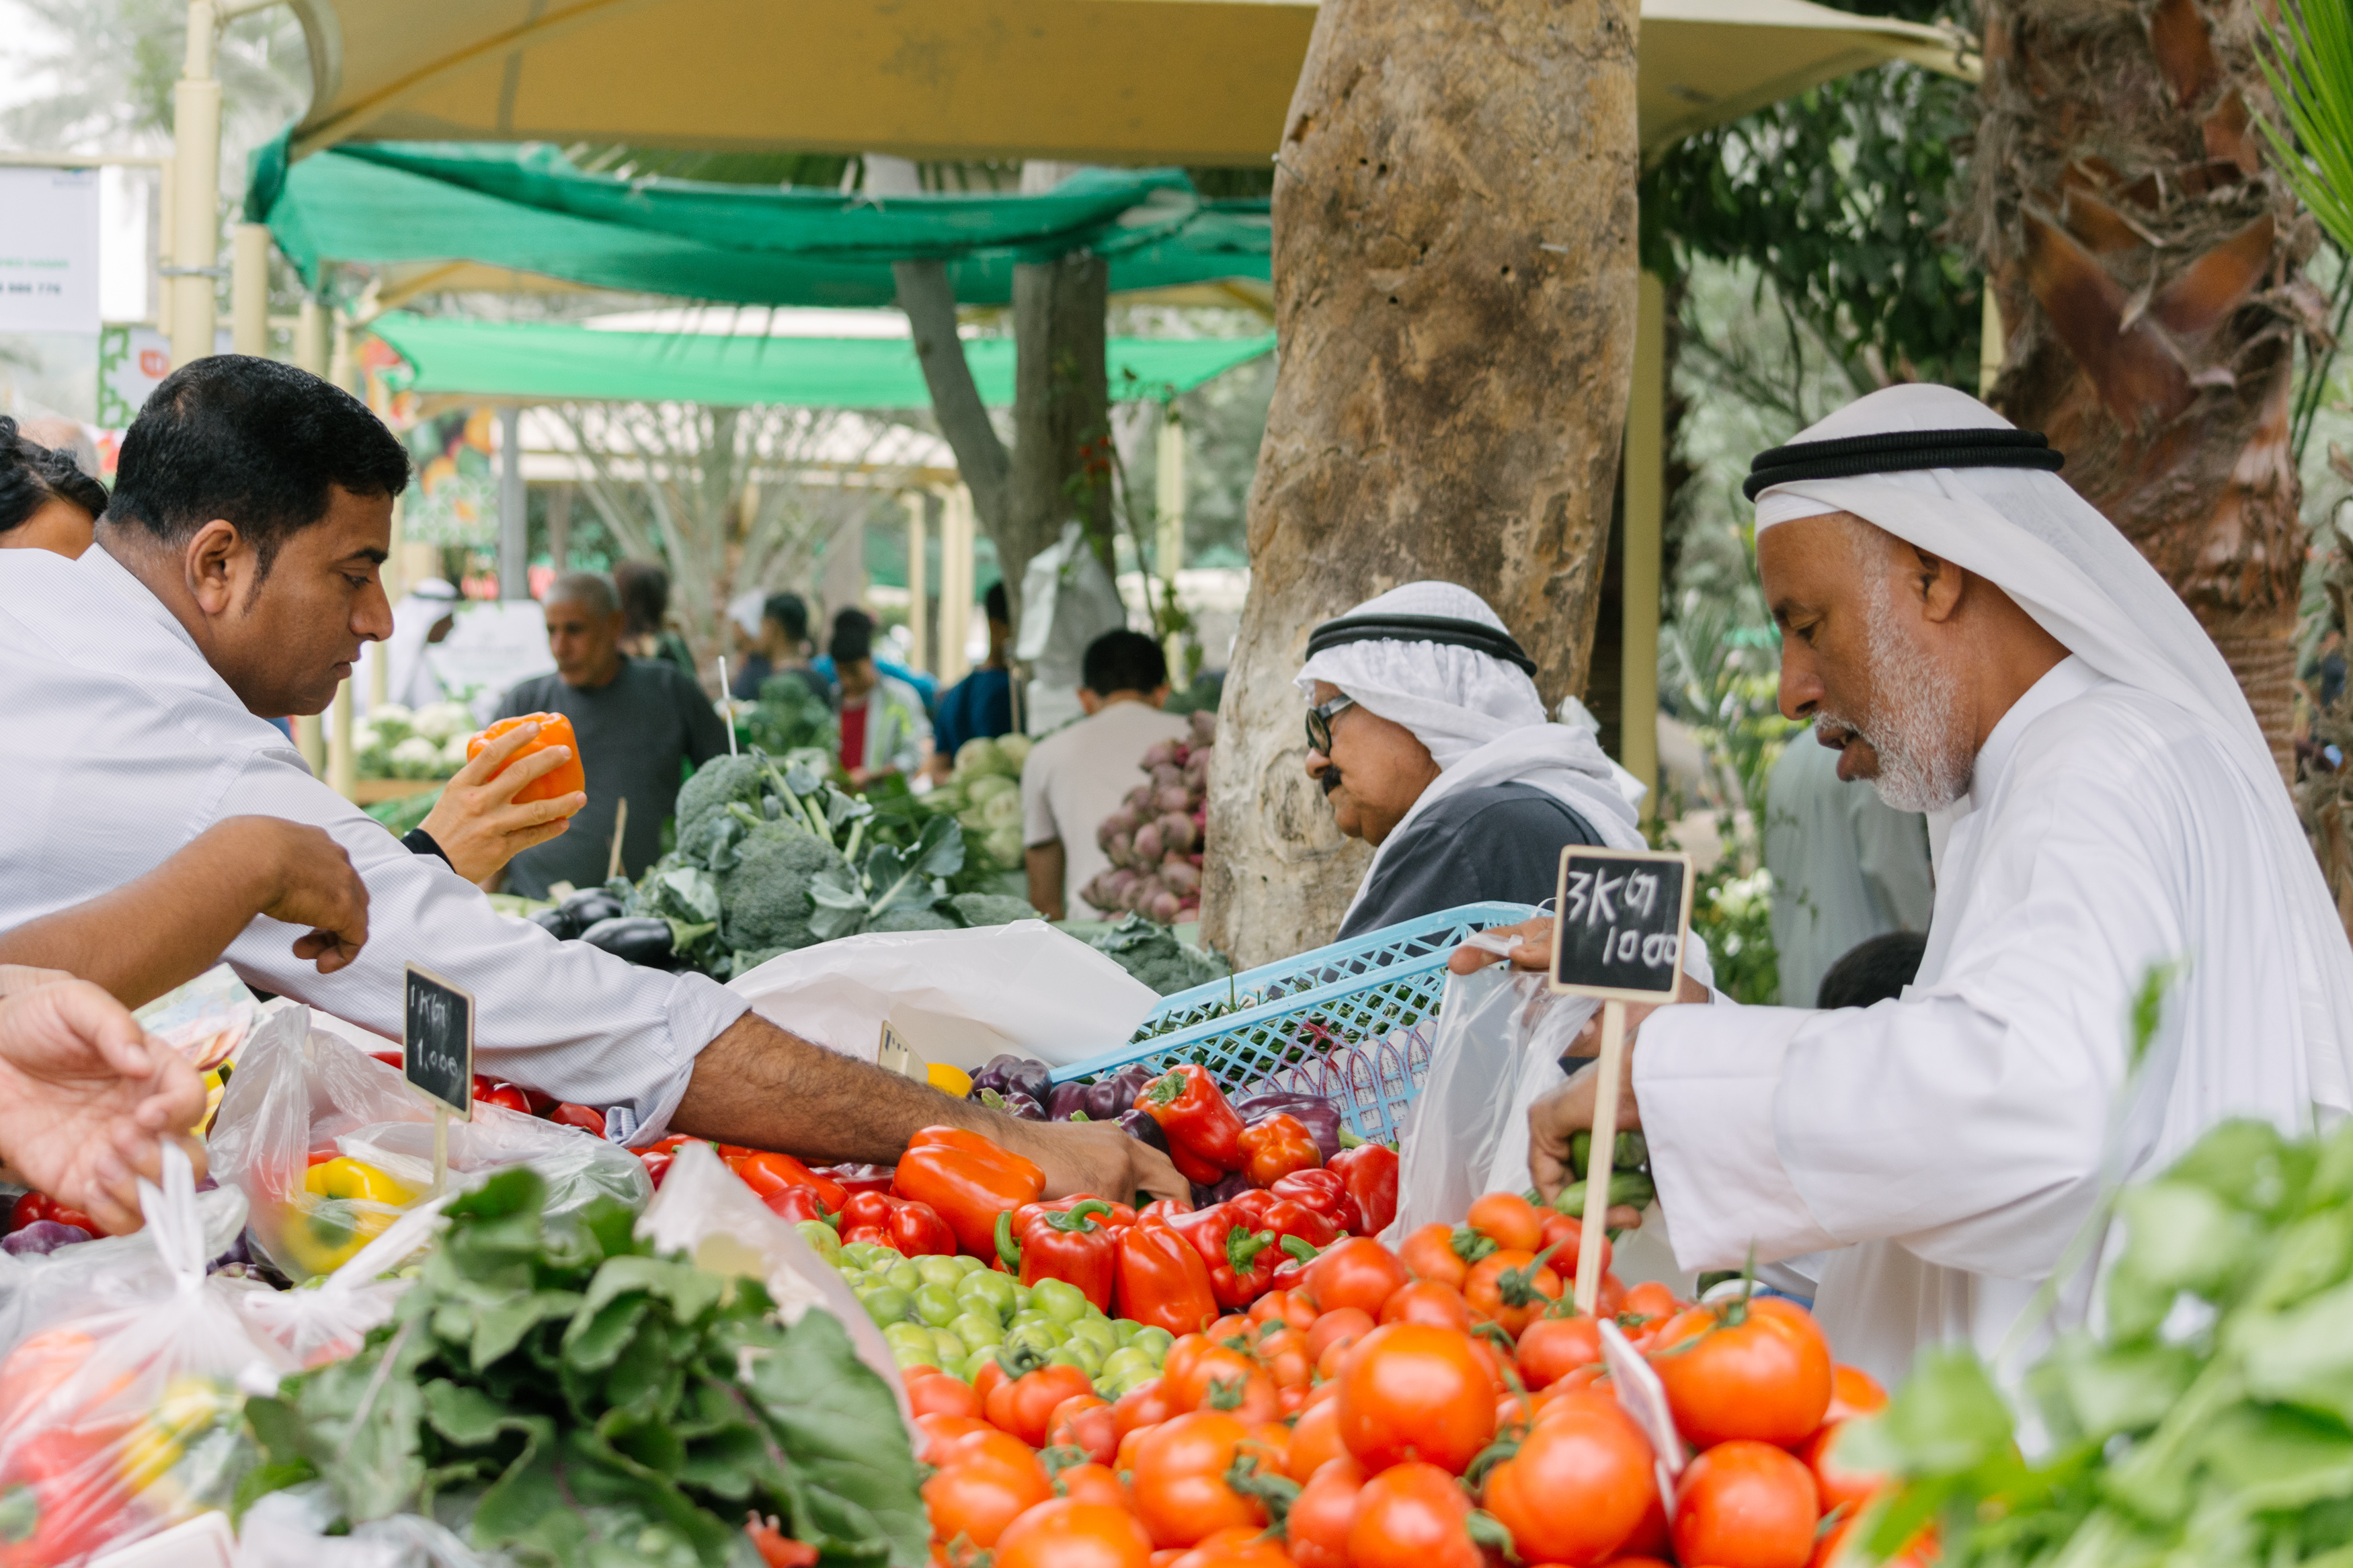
[352,701,476,785]
[1083,710,1215,926]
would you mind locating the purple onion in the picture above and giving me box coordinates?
[206,1231,253,1274]
[3,1221,92,1256]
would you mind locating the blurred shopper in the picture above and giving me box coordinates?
[494,571,731,895]
[930,580,1016,776]
[1021,630,1189,921]
[360,575,461,712]
[732,590,830,704]
[830,608,928,786]
[614,558,698,681]
[0,414,106,559]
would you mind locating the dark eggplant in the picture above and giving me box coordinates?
[2,1221,91,1256]
[1047,1080,1092,1122]
[1115,1107,1171,1156]
[559,889,627,929]
[997,1091,1047,1120]
[968,1053,1053,1106]
[1084,1063,1158,1123]
[579,916,677,968]
[1189,1170,1252,1208]
[528,907,575,940]
[1234,1091,1345,1162]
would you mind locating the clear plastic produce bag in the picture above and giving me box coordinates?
[207,1007,650,1282]
[231,1483,510,1568]
[0,1145,296,1567]
[232,1200,446,1370]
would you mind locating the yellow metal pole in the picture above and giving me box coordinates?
[167,1,222,370]
[940,487,973,686]
[230,222,270,355]
[904,492,929,675]
[1619,271,1665,809]
[327,676,358,800]
[293,294,327,374]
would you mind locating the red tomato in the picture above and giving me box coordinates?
[1285,1396,1349,1483]
[549,1102,607,1136]
[1287,1456,1366,1568]
[1515,1314,1605,1391]
[1112,1379,1176,1442]
[1049,1395,1120,1466]
[1462,1249,1564,1338]
[1346,1460,1480,1568]
[479,1082,533,1114]
[1466,1192,1546,1251]
[988,1364,1096,1449]
[1618,1281,1682,1324]
[1379,1279,1474,1332]
[1671,1441,1821,1568]
[1127,1412,1271,1549]
[914,1413,993,1464]
[1826,1364,1889,1421]
[1337,1323,1497,1475]
[1304,1236,1411,1315]
[1305,1307,1375,1365]
[1052,1462,1131,1512]
[1646,1296,1832,1448]
[924,1453,1055,1549]
[1799,1419,1886,1516]
[994,1499,1154,1568]
[1479,1401,1656,1566]
[1807,1512,1937,1568]
[1397,1223,1470,1288]
[908,1372,985,1421]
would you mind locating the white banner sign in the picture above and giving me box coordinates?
[0,168,100,333]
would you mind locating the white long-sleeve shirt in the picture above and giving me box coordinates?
[1637,658,2319,1387]
[0,546,748,1143]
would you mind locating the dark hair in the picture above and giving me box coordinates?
[764,591,809,645]
[1083,629,1166,696]
[829,606,874,665]
[984,580,1009,624]
[1815,931,1928,1009]
[0,416,108,536]
[108,356,408,583]
[612,559,670,636]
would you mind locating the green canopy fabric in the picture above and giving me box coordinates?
[254,140,1270,308]
[366,312,1275,408]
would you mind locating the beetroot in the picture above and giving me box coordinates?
[1133,824,1165,863]
[1155,785,1191,815]
[1158,813,1197,853]
[1146,889,1183,923]
[1162,859,1201,896]
[1142,739,1183,771]
[1189,710,1217,745]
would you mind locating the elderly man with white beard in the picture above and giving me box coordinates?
[1455,383,2353,1387]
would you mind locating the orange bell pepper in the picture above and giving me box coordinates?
[890,1124,1045,1257]
[467,712,587,807]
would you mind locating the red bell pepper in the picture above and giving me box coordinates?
[1014,1195,1137,1243]
[1236,1190,1340,1251]
[1135,1065,1246,1173]
[765,1185,830,1225]
[729,1151,847,1214]
[840,1190,900,1233]
[1237,1113,1322,1188]
[1138,1197,1194,1226]
[892,1125,1046,1257]
[1329,1143,1400,1235]
[1269,1169,1363,1235]
[1000,1198,1122,1312]
[6,1192,97,1236]
[1114,1216,1221,1334]
[1166,1202,1281,1309]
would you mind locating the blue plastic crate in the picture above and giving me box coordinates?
[1049,901,1538,1145]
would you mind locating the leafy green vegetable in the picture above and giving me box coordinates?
[241,1169,925,1568]
[1088,915,1232,997]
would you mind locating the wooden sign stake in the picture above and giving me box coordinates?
[431,1102,451,1198]
[608,797,629,882]
[1574,999,1628,1315]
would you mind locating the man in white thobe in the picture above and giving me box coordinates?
[1464,383,2353,1387]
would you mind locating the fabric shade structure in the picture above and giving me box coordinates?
[364,311,1275,409]
[279,0,1971,169]
[252,142,1271,308]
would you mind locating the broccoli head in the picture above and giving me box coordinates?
[949,892,1039,927]
[716,819,852,952]
[869,907,960,934]
[676,755,768,862]
[730,946,788,979]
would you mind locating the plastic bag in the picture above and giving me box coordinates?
[0,1144,296,1567]
[1014,522,1128,735]
[231,1483,509,1568]
[636,1141,914,1430]
[208,1006,650,1282]
[730,919,1159,1069]
[232,1200,446,1369]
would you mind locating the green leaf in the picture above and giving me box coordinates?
[2028,1333,2198,1446]
[657,866,722,924]
[566,1289,654,1373]
[2167,1120,2313,1219]
[2195,1403,2353,1514]
[2238,1279,2353,1426]
[292,1349,428,1523]
[577,1254,728,1330]
[469,1288,586,1370]
[1837,1348,2013,1479]
[808,862,870,940]
[733,1309,930,1568]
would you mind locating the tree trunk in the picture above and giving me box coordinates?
[1011,251,1116,589]
[1199,0,1640,966]
[1968,0,2319,780]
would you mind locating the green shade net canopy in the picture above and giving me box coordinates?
[366,311,1275,407]
[252,139,1270,308]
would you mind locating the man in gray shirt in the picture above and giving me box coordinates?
[495,571,731,897]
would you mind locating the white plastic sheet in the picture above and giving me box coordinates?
[729,919,1158,1069]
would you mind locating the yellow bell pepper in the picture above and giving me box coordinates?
[926,1061,973,1098]
[283,1158,420,1274]
[118,1373,239,1510]
[303,1157,418,1206]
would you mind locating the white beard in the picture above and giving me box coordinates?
[1822,574,1972,815]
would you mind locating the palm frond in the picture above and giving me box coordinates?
[2260,0,2353,257]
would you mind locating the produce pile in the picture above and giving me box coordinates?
[735,671,840,771]
[353,700,477,782]
[924,735,1036,875]
[1084,711,1216,925]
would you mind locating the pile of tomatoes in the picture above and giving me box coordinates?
[904,1190,1923,1568]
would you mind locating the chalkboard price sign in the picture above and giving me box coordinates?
[403,962,475,1118]
[1549,845,1695,1001]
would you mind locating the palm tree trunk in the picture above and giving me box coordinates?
[1968,0,2319,780]
[1199,0,1640,966]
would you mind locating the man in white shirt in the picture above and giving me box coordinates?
[0,356,1181,1202]
[1023,630,1192,920]
[1460,384,2353,1386]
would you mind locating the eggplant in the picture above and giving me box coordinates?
[1047,1080,1092,1121]
[1115,1107,1170,1156]
[579,915,677,968]
[1189,1170,1252,1208]
[528,907,575,940]
[969,1053,1053,1106]
[2,1221,91,1256]
[560,889,627,929]
[1083,1063,1158,1123]
[1234,1091,1345,1162]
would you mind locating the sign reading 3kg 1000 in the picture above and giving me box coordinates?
[1549,845,1696,1002]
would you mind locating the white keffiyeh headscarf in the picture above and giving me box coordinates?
[1752,382,2353,1118]
[1295,581,1647,921]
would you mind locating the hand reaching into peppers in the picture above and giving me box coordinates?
[0,978,208,1234]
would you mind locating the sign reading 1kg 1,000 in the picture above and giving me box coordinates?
[404,962,475,1118]
[1549,845,1695,1002]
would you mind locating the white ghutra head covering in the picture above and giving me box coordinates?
[377,577,460,713]
[1748,382,2353,1116]
[1295,581,1647,921]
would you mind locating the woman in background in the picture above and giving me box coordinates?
[0,414,107,558]
[614,559,698,682]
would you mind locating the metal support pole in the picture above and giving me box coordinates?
[1155,402,1186,679]
[903,492,929,675]
[547,483,571,575]
[327,676,358,800]
[1619,271,1665,809]
[939,486,973,686]
[168,1,222,370]
[230,222,270,355]
[498,406,528,600]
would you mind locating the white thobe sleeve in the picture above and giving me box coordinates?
[219,752,748,1145]
[1636,774,2182,1281]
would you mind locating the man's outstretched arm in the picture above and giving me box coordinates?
[672,1013,1189,1204]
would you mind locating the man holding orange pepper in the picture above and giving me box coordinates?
[0,357,1186,1208]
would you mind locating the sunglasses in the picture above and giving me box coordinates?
[1305,694,1356,756]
